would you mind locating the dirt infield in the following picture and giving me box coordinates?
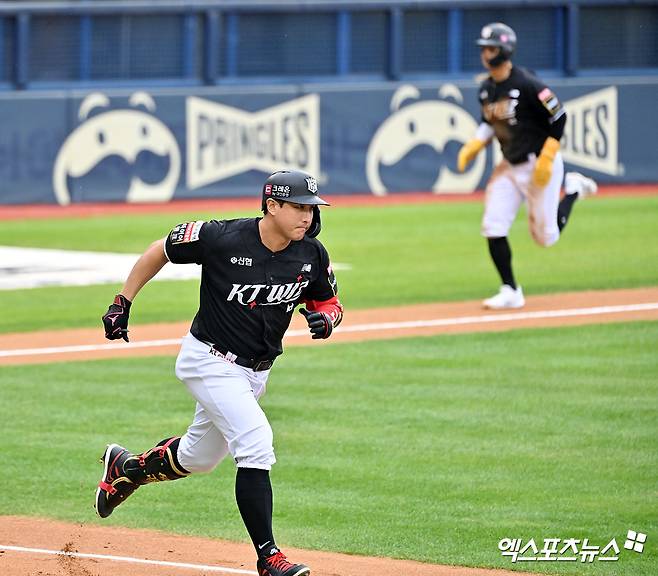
[0,516,541,576]
[1,287,657,366]
[2,287,657,575]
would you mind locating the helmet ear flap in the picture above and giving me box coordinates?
[487,47,511,67]
[305,205,322,238]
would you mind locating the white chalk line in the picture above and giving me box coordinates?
[336,302,658,332]
[0,544,256,574]
[0,338,185,357]
[1,302,656,359]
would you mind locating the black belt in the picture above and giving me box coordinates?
[208,343,274,372]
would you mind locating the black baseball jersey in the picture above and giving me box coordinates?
[164,218,339,361]
[479,66,566,164]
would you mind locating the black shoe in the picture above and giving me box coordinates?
[257,549,310,576]
[94,444,139,518]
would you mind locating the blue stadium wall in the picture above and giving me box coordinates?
[0,77,656,205]
[0,1,657,204]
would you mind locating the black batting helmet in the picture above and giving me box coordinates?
[261,170,328,238]
[476,22,517,67]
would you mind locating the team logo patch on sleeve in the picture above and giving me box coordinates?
[169,221,204,244]
[327,262,338,294]
[538,88,562,117]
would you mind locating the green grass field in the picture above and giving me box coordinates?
[1,194,657,575]
[1,322,656,576]
[2,194,658,333]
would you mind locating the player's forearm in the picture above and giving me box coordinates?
[120,238,168,301]
[303,296,344,327]
[547,113,566,142]
[457,124,492,173]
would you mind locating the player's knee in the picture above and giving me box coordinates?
[544,235,559,247]
[481,220,509,239]
[232,424,276,470]
[532,228,560,247]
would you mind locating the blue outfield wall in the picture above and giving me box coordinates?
[0,76,657,205]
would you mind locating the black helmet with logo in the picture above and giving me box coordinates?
[476,22,517,67]
[261,170,328,208]
[261,170,328,238]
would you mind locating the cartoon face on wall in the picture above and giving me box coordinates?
[366,84,485,195]
[52,92,181,205]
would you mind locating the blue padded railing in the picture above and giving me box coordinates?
[0,0,656,89]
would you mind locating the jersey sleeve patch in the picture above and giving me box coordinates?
[169,221,204,245]
[538,88,562,117]
[326,262,338,296]
[538,87,552,100]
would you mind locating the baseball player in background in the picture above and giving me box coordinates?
[97,170,343,576]
[458,22,597,309]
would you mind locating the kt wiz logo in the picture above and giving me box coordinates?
[226,282,310,307]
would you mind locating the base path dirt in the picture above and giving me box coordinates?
[0,515,539,576]
[1,287,657,365]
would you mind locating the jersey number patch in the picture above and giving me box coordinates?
[170,221,204,244]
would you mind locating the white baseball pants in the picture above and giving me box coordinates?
[175,333,275,473]
[481,152,565,247]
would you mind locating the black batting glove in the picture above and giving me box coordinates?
[299,308,333,340]
[102,294,132,342]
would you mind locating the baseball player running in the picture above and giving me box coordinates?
[458,22,597,309]
[97,170,343,576]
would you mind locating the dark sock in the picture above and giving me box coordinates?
[557,193,579,231]
[235,467,276,556]
[487,237,516,289]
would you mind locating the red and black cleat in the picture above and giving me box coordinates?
[94,443,139,518]
[257,549,310,576]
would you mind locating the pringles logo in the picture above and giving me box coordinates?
[562,86,622,176]
[186,95,320,190]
